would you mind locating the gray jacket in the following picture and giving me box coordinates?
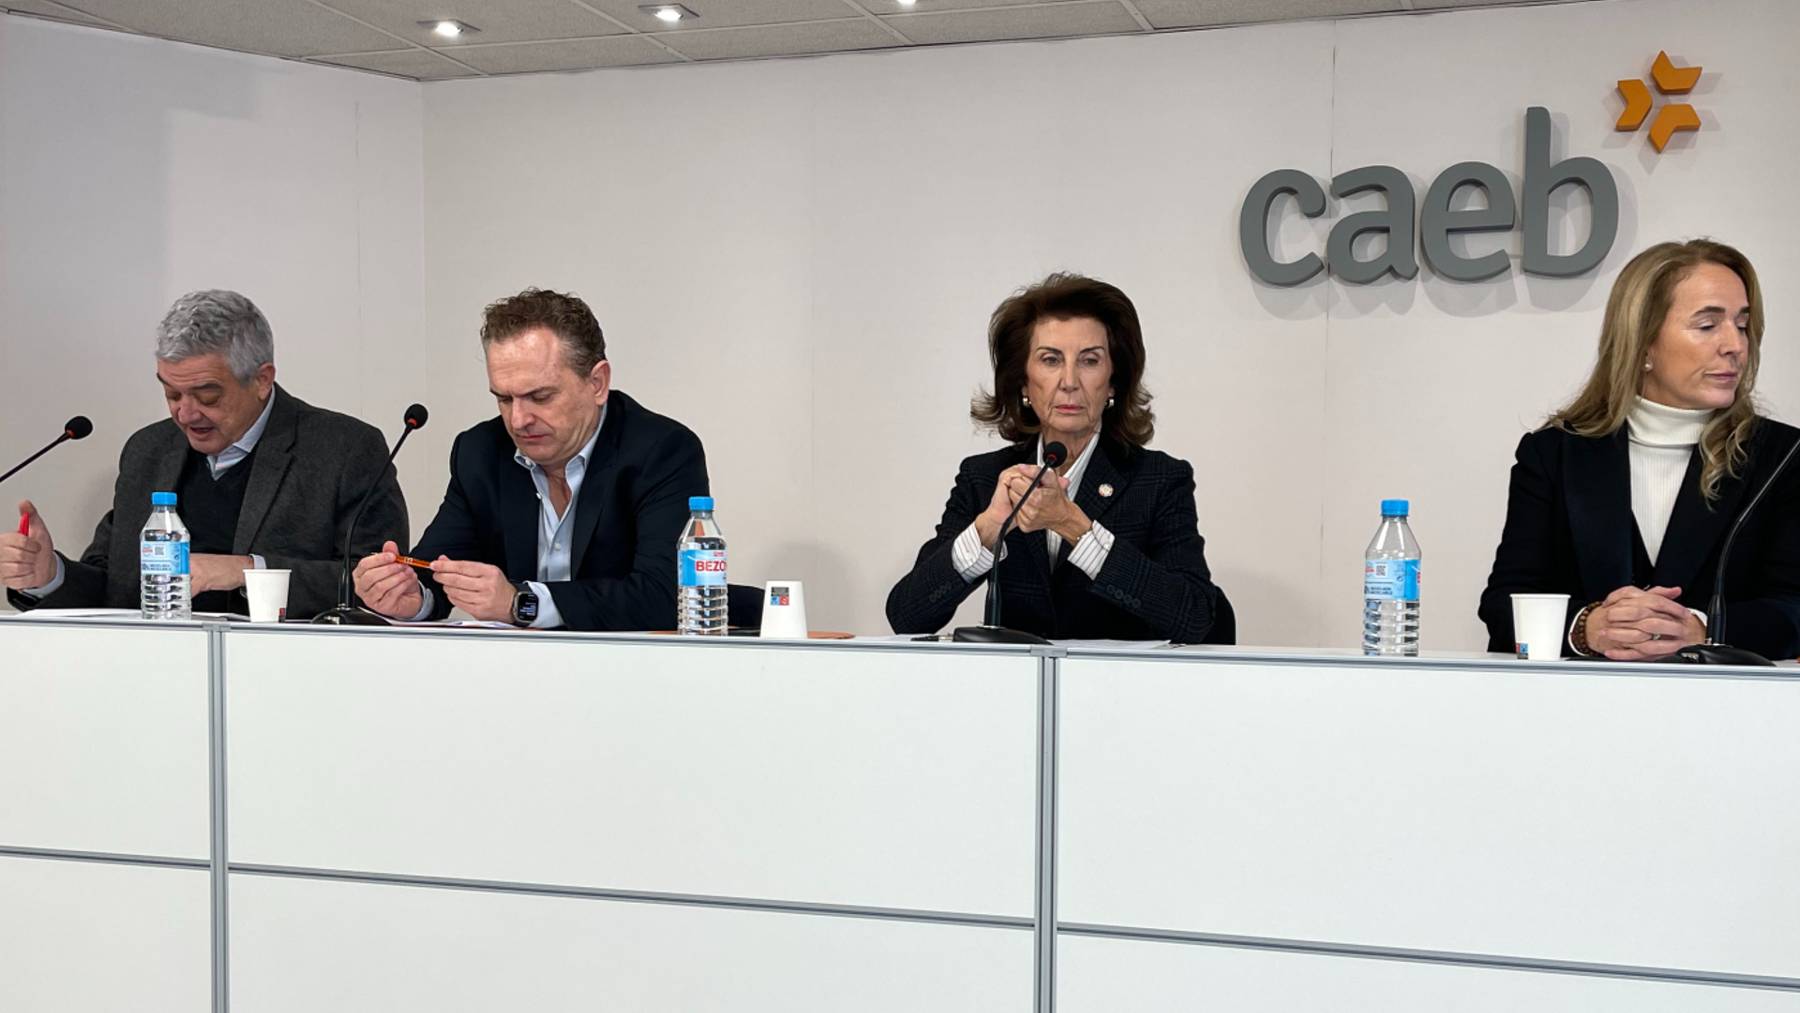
[9,385,407,618]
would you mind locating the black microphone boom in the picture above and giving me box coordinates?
[1668,429,1800,666]
[0,415,94,486]
[312,404,428,626]
[954,440,1068,645]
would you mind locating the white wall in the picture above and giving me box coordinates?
[7,0,1799,647]
[0,15,425,557]
[421,0,1800,646]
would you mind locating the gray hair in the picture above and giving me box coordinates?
[155,290,275,382]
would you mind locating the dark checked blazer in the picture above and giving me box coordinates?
[886,439,1231,643]
[1478,420,1800,658]
[6,386,406,619]
[408,391,709,632]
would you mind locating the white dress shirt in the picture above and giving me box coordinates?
[23,391,278,598]
[952,430,1115,583]
[411,405,605,628]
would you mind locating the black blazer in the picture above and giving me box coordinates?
[886,439,1230,643]
[410,390,708,631]
[1479,421,1800,658]
[7,386,407,619]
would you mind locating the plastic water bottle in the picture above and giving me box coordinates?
[140,491,192,621]
[677,495,727,635]
[1363,498,1420,656]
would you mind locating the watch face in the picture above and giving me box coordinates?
[512,585,540,625]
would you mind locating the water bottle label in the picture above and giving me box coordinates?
[679,548,727,587]
[1363,558,1419,601]
[141,540,190,576]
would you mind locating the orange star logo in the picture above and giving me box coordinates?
[1617,51,1702,152]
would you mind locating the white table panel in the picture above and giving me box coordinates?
[230,872,1033,1013]
[1060,653,1800,979]
[0,620,211,858]
[1058,934,1800,1013]
[0,856,210,1012]
[228,629,1040,915]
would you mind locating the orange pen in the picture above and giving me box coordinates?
[394,554,433,570]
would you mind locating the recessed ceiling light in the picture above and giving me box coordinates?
[419,19,479,39]
[897,0,918,6]
[641,4,698,23]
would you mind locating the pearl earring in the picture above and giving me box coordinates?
[1106,396,1115,409]
[1643,359,1653,371]
[1021,394,1030,407]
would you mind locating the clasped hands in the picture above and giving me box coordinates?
[973,464,1092,551]
[352,540,517,622]
[1583,584,1706,660]
[1,499,250,594]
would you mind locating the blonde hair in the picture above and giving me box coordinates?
[1549,239,1765,502]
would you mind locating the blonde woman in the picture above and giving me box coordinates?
[1480,239,1800,660]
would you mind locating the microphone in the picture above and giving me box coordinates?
[0,416,94,486]
[954,440,1068,645]
[312,404,428,626]
[1667,428,1800,666]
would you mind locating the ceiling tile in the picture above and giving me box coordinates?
[2,1,119,28]
[1130,0,1403,29]
[580,0,857,32]
[52,0,404,57]
[884,0,1141,45]
[1409,0,1582,8]
[857,0,1094,9]
[448,34,684,73]
[310,0,625,46]
[660,17,900,59]
[313,47,480,79]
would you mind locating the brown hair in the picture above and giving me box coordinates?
[480,288,606,376]
[1549,239,1765,502]
[971,273,1154,450]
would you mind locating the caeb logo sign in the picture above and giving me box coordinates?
[1239,107,1619,286]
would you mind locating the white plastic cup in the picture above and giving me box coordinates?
[244,568,292,623]
[760,580,808,639]
[1510,593,1570,660]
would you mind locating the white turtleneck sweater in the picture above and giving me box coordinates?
[1627,396,1713,564]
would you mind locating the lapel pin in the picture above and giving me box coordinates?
[1097,483,1114,498]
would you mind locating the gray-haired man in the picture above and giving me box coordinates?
[0,290,407,617]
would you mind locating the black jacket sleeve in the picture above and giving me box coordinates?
[885,462,991,635]
[1084,457,1218,644]
[1478,432,1585,654]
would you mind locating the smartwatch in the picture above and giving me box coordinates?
[509,581,540,627]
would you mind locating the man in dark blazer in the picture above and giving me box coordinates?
[352,289,707,631]
[1,291,407,618]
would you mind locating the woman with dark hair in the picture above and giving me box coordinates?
[885,273,1230,643]
[1480,239,1800,660]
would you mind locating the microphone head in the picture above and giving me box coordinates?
[64,416,93,440]
[1043,441,1069,469]
[404,403,429,430]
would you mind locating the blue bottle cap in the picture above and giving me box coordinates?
[151,491,178,507]
[1380,498,1409,517]
[688,496,714,511]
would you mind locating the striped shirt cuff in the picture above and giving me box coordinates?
[1068,521,1114,581]
[952,523,996,583]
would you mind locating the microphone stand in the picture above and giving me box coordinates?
[954,447,1065,645]
[312,409,425,626]
[1666,429,1800,666]
[0,417,93,486]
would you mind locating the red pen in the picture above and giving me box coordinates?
[16,513,26,537]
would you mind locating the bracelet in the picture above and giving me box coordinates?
[1568,602,1599,656]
